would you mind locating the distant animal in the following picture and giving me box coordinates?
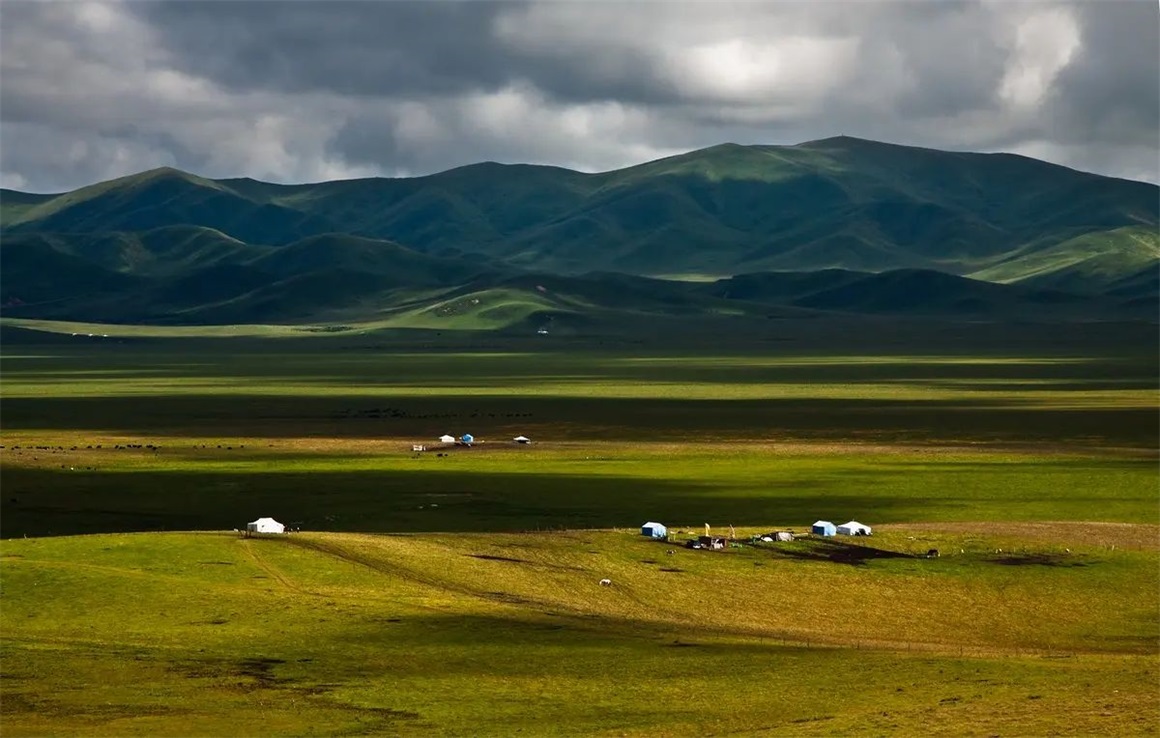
[926,549,940,558]
[599,578,612,586]
[666,550,675,555]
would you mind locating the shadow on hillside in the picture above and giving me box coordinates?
[2,465,935,539]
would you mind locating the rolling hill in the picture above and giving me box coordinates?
[2,137,1156,327]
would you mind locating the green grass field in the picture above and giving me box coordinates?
[1,332,1157,735]
[3,529,1157,736]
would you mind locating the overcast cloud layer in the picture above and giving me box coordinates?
[2,0,1157,192]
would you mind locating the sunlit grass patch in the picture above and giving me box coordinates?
[2,530,1157,736]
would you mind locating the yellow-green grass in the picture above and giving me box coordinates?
[2,346,1155,450]
[2,529,1157,736]
[0,318,320,338]
[383,288,567,330]
[2,340,1158,735]
[969,226,1160,285]
[1,285,566,337]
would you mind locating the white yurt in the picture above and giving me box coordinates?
[836,520,872,536]
[246,517,285,534]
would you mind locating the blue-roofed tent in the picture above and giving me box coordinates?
[460,434,475,445]
[641,521,667,539]
[812,520,837,537]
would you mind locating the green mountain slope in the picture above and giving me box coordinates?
[2,137,1156,326]
[3,168,340,246]
[0,189,58,227]
[2,226,265,278]
[0,234,140,308]
[969,226,1159,293]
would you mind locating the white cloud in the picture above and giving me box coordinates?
[666,36,859,105]
[999,8,1082,109]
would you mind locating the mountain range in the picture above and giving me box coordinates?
[2,136,1156,329]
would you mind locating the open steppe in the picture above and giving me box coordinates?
[1,326,1157,736]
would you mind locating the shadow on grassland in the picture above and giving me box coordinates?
[768,538,916,567]
[2,466,939,539]
[2,394,1157,447]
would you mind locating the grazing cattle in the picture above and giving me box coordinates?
[926,549,940,558]
[599,578,612,586]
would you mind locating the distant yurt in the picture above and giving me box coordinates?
[837,521,872,536]
[513,435,531,444]
[439,434,455,444]
[246,517,285,534]
[640,521,667,539]
[812,520,837,537]
[460,434,475,445]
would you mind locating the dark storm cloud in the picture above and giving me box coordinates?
[131,1,523,98]
[133,0,680,106]
[1048,1,1160,145]
[884,9,1011,118]
[1,0,1156,192]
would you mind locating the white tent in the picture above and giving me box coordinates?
[513,435,531,444]
[438,434,455,444]
[246,517,285,534]
[836,520,872,536]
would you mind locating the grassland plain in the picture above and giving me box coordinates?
[1,530,1157,737]
[1,333,1157,736]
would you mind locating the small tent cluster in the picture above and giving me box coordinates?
[437,434,475,446]
[813,520,872,537]
[434,433,532,446]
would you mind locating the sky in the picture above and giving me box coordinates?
[1,0,1157,192]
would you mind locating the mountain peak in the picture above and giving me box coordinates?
[796,135,900,150]
[67,166,230,197]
